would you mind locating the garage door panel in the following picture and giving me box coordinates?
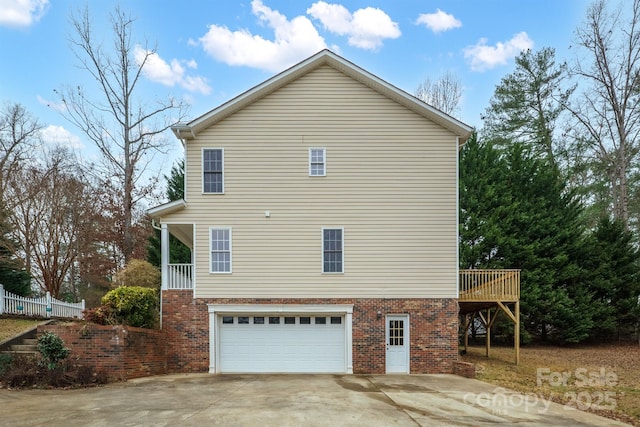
[219,316,346,373]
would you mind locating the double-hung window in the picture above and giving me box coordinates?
[309,148,326,176]
[322,227,343,273]
[210,227,231,273]
[203,148,223,193]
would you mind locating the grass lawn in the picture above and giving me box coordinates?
[461,343,640,426]
[0,317,42,342]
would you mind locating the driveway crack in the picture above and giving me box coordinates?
[364,376,421,427]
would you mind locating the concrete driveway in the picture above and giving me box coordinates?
[0,374,630,427]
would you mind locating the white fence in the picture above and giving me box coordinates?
[0,284,85,319]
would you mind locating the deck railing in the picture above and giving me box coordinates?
[0,284,85,319]
[459,269,520,301]
[167,264,193,289]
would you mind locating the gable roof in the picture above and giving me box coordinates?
[172,49,473,143]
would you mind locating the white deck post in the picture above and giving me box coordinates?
[161,223,169,290]
[0,284,4,315]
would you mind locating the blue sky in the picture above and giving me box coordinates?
[0,0,589,176]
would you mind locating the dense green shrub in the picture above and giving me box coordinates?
[101,286,159,328]
[114,259,161,289]
[0,353,12,376]
[37,331,70,370]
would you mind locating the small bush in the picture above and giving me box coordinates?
[83,305,115,325]
[0,354,110,389]
[37,331,70,370]
[101,286,159,328]
[2,354,38,388]
[114,259,161,289]
[0,354,13,376]
[75,365,109,386]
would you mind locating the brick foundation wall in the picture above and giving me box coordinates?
[162,292,459,374]
[161,291,210,372]
[38,323,167,380]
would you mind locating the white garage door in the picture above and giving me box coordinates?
[219,314,346,373]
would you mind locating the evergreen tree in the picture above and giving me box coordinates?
[147,160,190,267]
[482,47,572,167]
[0,204,31,296]
[585,217,640,340]
[460,136,594,343]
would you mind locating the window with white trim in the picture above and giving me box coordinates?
[203,148,223,193]
[322,228,343,273]
[309,148,326,176]
[210,227,231,273]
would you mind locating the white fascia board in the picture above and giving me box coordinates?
[147,199,186,218]
[207,304,354,314]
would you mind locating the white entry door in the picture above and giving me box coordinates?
[386,315,409,373]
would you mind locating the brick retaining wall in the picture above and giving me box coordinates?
[38,323,167,380]
[453,361,476,378]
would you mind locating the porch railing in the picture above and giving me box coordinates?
[168,264,193,289]
[459,269,520,302]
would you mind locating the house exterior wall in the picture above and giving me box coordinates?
[165,65,459,300]
[161,291,458,374]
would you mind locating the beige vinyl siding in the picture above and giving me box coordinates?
[170,65,458,299]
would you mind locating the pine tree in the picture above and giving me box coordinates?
[585,217,640,340]
[460,136,595,343]
[147,160,190,267]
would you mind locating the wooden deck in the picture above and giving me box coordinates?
[459,269,521,364]
[459,269,520,303]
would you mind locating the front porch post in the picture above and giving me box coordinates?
[161,223,169,290]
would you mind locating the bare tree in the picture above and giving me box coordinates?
[566,0,640,228]
[56,6,187,263]
[0,103,41,198]
[6,148,100,298]
[414,71,463,118]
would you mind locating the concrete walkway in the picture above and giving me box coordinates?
[0,374,631,426]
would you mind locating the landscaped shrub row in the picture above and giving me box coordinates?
[0,354,109,388]
[0,332,109,389]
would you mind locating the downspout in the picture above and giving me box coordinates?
[456,136,460,300]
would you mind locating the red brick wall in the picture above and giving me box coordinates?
[38,323,167,380]
[453,361,476,378]
[161,291,210,372]
[162,292,459,374]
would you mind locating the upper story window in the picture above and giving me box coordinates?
[210,227,231,273]
[203,148,224,193]
[309,148,326,176]
[323,227,343,273]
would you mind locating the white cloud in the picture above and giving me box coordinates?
[463,32,533,71]
[40,125,83,149]
[307,1,400,50]
[37,95,66,113]
[134,46,212,95]
[415,9,461,33]
[0,0,48,28]
[199,0,326,73]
